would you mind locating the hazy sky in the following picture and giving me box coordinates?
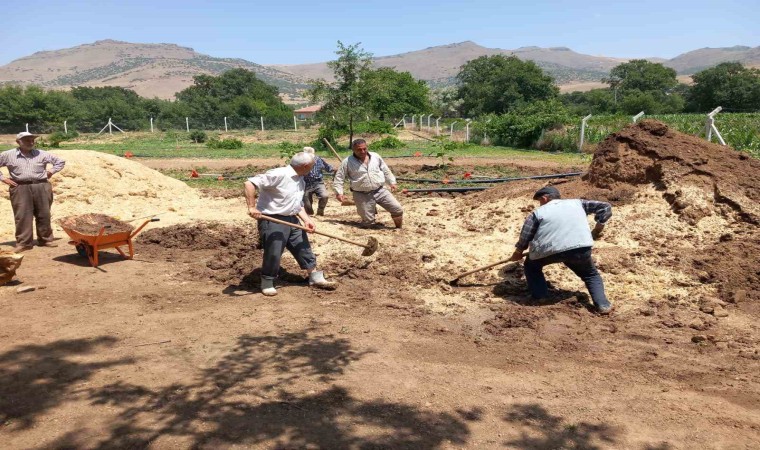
[0,0,757,65]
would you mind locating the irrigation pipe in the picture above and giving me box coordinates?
[395,172,585,185]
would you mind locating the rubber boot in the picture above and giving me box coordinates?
[260,277,277,296]
[309,270,337,290]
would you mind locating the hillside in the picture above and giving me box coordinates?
[1,40,758,100]
[274,41,615,86]
[0,40,309,100]
[664,45,760,74]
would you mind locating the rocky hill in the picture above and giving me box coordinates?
[0,40,309,100]
[1,40,757,99]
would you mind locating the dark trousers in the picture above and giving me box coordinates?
[303,182,329,215]
[258,215,317,280]
[9,182,54,247]
[523,247,610,308]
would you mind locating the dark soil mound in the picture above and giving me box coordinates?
[59,214,134,235]
[137,222,308,288]
[586,120,760,225]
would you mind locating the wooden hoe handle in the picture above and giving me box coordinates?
[259,215,370,250]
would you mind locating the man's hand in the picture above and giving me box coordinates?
[508,249,526,262]
[46,170,54,179]
[591,223,605,240]
[336,194,346,203]
[248,206,262,219]
[303,217,316,232]
[2,178,18,187]
[390,184,398,192]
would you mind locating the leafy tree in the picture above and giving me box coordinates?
[608,60,678,94]
[456,55,558,116]
[429,86,463,118]
[480,99,571,148]
[687,62,760,112]
[358,67,431,120]
[561,89,616,115]
[310,41,373,148]
[175,68,292,127]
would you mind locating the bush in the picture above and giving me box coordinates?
[372,136,404,149]
[38,131,79,148]
[484,100,572,148]
[354,120,395,135]
[189,130,207,143]
[206,137,243,149]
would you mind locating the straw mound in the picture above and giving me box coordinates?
[0,150,246,239]
[444,121,759,311]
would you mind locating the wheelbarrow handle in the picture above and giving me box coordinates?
[258,214,370,250]
[129,218,161,239]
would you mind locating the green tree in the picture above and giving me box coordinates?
[310,41,373,148]
[175,68,292,128]
[561,89,616,115]
[687,62,760,112]
[429,86,463,118]
[358,67,430,120]
[608,60,678,93]
[456,55,558,116]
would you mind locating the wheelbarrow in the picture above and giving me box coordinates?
[61,217,160,268]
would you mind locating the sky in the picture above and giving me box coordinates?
[0,0,757,66]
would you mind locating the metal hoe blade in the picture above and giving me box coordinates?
[362,236,379,257]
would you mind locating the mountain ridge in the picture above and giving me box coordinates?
[1,40,758,100]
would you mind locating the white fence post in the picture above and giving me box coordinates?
[109,118,113,135]
[293,116,297,131]
[150,117,154,133]
[419,115,423,130]
[185,117,189,133]
[427,114,433,130]
[260,116,264,131]
[25,123,29,133]
[579,114,592,151]
[633,111,645,123]
[450,121,458,139]
[436,118,441,136]
[465,119,471,143]
[64,120,68,134]
[411,115,416,130]
[224,117,228,132]
[705,107,726,145]
[402,115,407,128]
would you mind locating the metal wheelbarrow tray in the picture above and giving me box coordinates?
[61,216,159,268]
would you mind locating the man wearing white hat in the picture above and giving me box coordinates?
[0,132,66,252]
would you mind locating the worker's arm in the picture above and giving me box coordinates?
[581,199,612,240]
[378,155,397,192]
[510,213,539,260]
[297,207,316,232]
[244,180,261,218]
[0,152,15,186]
[333,159,348,201]
[45,151,65,179]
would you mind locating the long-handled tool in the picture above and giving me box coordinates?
[449,255,525,286]
[259,214,378,256]
[322,138,355,207]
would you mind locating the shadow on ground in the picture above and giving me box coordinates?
[41,329,478,448]
[503,403,619,449]
[0,336,132,431]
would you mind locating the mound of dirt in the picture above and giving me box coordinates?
[586,120,760,225]
[59,214,133,235]
[0,150,245,240]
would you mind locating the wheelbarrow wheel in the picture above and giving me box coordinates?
[75,243,90,258]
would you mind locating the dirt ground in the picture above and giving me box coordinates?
[1,122,759,449]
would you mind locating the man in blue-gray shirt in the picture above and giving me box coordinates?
[508,186,613,314]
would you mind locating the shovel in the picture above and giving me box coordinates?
[449,254,526,286]
[259,215,378,257]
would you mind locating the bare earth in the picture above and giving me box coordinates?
[1,124,759,449]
